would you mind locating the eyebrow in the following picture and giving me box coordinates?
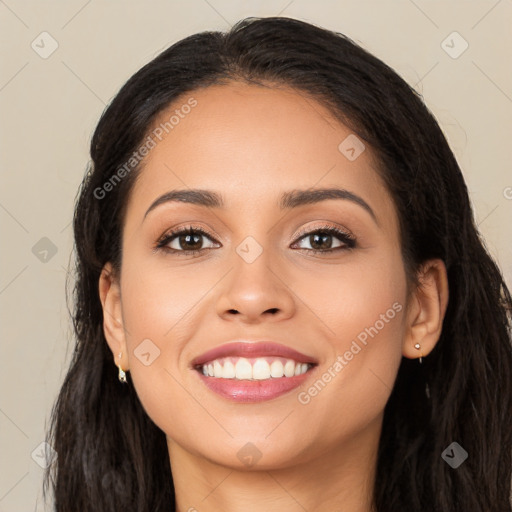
[143,187,378,224]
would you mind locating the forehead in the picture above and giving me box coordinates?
[125,82,394,224]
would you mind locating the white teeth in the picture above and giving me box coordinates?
[270,360,284,378]
[235,358,252,379]
[284,360,296,377]
[213,360,223,377]
[252,359,271,380]
[222,360,236,378]
[200,357,311,380]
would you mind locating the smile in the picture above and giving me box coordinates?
[191,341,318,403]
[198,356,312,380]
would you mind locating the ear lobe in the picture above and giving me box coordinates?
[402,258,449,359]
[98,262,129,369]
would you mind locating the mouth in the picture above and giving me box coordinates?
[196,356,314,379]
[191,341,318,403]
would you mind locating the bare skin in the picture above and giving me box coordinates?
[99,82,448,512]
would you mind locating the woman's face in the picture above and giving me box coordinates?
[107,82,410,469]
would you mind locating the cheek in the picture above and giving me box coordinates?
[117,254,221,436]
[294,251,407,434]
[120,253,204,343]
[294,247,407,348]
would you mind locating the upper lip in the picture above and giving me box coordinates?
[191,341,318,368]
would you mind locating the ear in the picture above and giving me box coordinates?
[98,262,129,371]
[402,258,449,359]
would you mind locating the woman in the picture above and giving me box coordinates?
[43,16,512,512]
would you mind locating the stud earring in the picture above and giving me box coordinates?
[117,352,127,384]
[414,342,422,364]
[413,343,430,399]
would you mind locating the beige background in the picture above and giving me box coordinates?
[1,1,511,510]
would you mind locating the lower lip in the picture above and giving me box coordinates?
[196,368,315,403]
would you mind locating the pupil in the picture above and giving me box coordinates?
[181,233,201,250]
[311,233,332,250]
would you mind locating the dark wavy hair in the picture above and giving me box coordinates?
[43,16,512,512]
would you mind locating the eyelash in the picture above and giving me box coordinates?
[153,223,356,257]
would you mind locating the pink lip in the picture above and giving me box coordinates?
[196,369,316,403]
[191,341,318,403]
[190,341,318,367]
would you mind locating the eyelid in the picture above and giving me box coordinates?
[292,222,355,241]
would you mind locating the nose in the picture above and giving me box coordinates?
[215,254,296,324]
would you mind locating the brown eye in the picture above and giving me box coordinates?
[155,226,219,255]
[292,226,356,253]
[173,232,204,251]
